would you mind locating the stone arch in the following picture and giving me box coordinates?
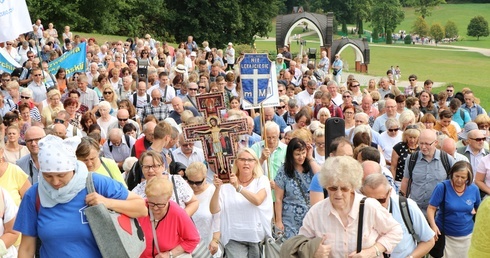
[276,12,334,50]
[331,38,370,73]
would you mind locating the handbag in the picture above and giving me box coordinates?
[84,172,146,258]
[429,183,447,258]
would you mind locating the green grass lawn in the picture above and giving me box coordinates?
[395,4,490,46]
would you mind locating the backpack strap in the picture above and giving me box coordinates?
[459,109,465,121]
[406,151,419,197]
[439,150,451,177]
[100,158,114,179]
[132,93,138,107]
[357,197,367,253]
[398,196,418,242]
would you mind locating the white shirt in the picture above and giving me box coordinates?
[295,90,315,108]
[172,147,205,167]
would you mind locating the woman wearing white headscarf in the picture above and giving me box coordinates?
[14,135,147,258]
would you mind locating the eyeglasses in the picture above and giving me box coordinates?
[315,142,325,147]
[118,118,129,122]
[419,140,436,146]
[1,79,10,82]
[470,137,486,142]
[147,201,167,208]
[388,128,399,132]
[326,186,351,192]
[375,190,391,204]
[21,96,30,99]
[103,91,113,95]
[342,95,351,98]
[25,137,43,144]
[142,164,162,171]
[186,178,205,186]
[181,143,193,147]
[238,158,256,163]
[409,79,416,81]
[276,105,286,110]
[188,88,198,91]
[54,118,65,124]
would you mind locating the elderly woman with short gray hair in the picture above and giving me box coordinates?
[282,156,402,258]
[379,118,403,168]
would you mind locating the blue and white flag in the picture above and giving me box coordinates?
[48,42,87,77]
[0,47,21,73]
[0,0,33,42]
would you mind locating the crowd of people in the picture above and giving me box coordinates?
[0,20,489,258]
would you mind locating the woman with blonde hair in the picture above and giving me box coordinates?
[137,177,199,258]
[3,125,29,164]
[101,85,119,112]
[41,89,64,127]
[185,162,223,257]
[210,148,273,256]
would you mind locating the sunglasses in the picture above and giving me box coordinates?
[118,118,129,122]
[276,105,286,110]
[342,95,351,98]
[33,74,42,77]
[351,84,360,87]
[103,91,113,95]
[327,186,350,192]
[21,96,30,99]
[446,89,453,92]
[54,118,65,124]
[388,128,399,132]
[188,88,198,91]
[198,86,206,89]
[471,137,486,142]
[186,178,205,186]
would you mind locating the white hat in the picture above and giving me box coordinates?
[277,53,284,59]
[458,122,478,140]
[175,64,186,74]
[38,135,80,173]
[228,42,233,46]
[190,52,197,57]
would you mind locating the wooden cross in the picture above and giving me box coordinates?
[182,92,248,183]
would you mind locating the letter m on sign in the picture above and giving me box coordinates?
[240,54,272,105]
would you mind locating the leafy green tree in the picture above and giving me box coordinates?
[164,0,279,47]
[412,16,430,37]
[444,20,459,39]
[351,0,373,35]
[430,23,445,44]
[370,0,405,44]
[467,16,490,40]
[408,0,446,19]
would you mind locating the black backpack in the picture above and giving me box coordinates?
[406,150,451,197]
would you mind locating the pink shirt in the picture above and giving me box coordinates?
[299,192,402,257]
[138,201,200,257]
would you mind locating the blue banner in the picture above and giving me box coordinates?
[48,42,86,77]
[0,48,21,73]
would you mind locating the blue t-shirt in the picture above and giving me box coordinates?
[14,173,129,258]
[308,173,323,193]
[429,180,481,237]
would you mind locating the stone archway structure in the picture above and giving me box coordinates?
[331,38,370,73]
[276,12,370,73]
[276,12,334,51]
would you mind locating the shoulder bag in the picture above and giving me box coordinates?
[84,173,146,258]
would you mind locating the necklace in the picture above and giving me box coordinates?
[453,183,466,194]
[238,175,254,184]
